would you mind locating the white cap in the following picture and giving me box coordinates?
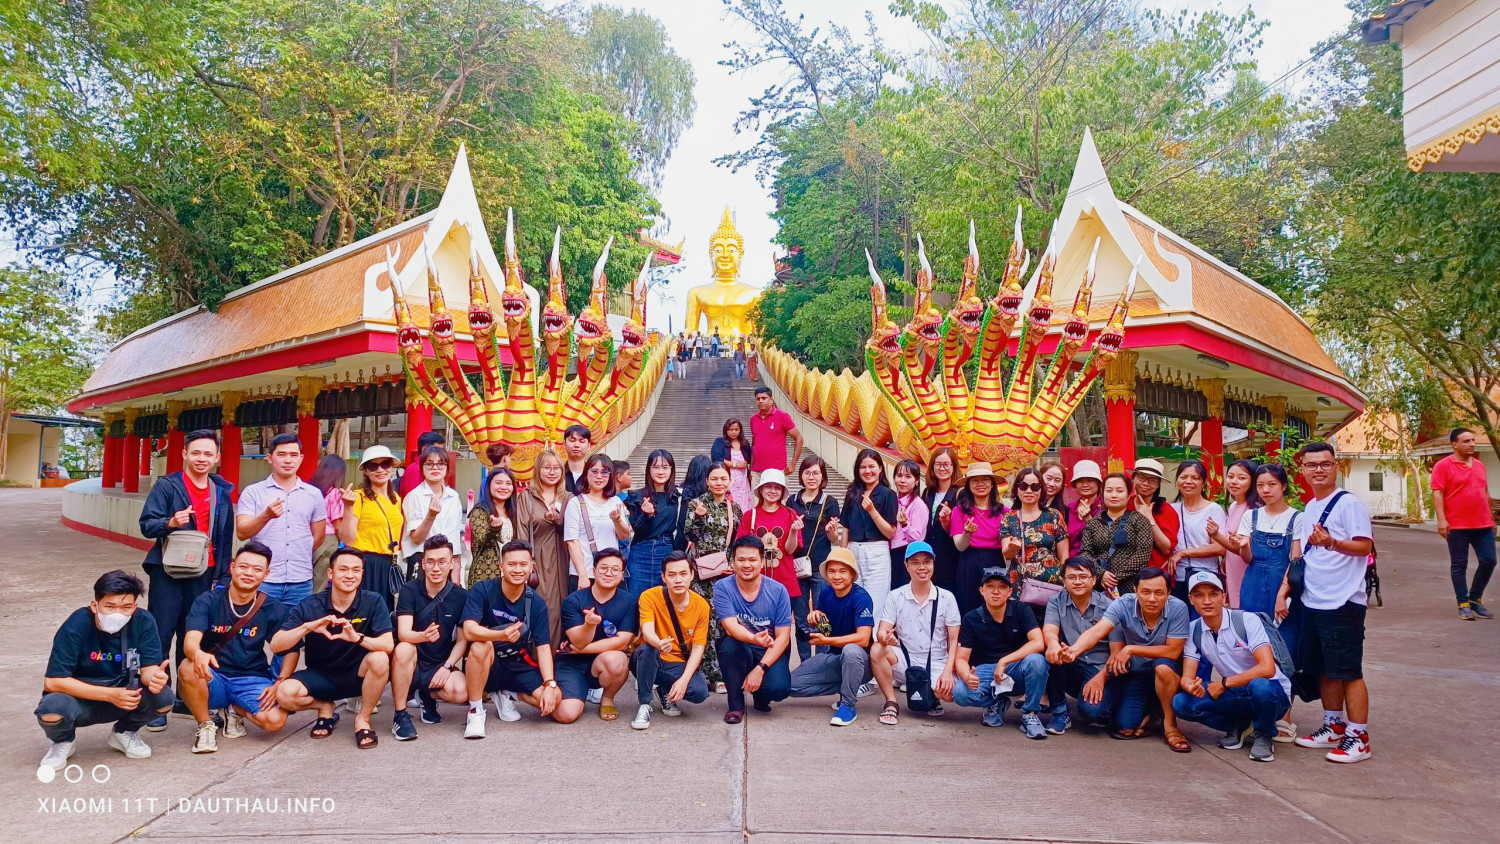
[1187,571,1225,592]
[1070,459,1102,484]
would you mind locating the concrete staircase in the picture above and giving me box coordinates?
[616,356,850,500]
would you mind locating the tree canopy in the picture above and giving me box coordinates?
[0,267,92,476]
[1,0,693,332]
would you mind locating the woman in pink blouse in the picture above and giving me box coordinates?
[888,460,930,590]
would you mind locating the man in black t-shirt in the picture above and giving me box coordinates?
[180,541,292,753]
[36,570,174,772]
[390,537,469,740]
[461,540,563,738]
[557,549,638,723]
[948,568,1050,739]
[271,549,393,749]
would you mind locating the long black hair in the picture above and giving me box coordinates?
[308,454,346,495]
[1010,467,1045,511]
[721,418,749,451]
[479,466,520,526]
[956,470,1004,518]
[1253,463,1291,503]
[644,449,678,496]
[844,448,890,513]
[1226,458,1263,509]
[681,454,713,500]
[580,453,616,497]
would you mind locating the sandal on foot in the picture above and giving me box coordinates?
[1110,727,1144,740]
[310,713,339,739]
[879,701,899,726]
[1164,727,1191,753]
[599,704,618,722]
[355,728,378,749]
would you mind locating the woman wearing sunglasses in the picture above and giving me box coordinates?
[1001,468,1070,588]
[1079,472,1155,595]
[337,445,406,607]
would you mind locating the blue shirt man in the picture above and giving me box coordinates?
[788,548,874,724]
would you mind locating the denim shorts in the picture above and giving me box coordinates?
[1301,600,1365,680]
[208,672,275,713]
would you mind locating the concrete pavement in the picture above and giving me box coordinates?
[2,489,1496,843]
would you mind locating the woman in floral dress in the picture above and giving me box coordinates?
[683,461,744,689]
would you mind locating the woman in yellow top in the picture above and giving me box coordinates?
[338,445,406,607]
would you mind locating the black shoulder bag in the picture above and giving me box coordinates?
[1286,491,1346,598]
[660,585,691,659]
[899,597,940,712]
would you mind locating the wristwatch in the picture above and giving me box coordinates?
[756,662,772,673]
[442,663,457,672]
[543,679,559,689]
[355,633,366,645]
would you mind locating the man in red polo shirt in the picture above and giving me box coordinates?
[1431,427,1496,620]
[749,386,803,485]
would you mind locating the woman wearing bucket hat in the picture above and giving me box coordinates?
[337,444,406,607]
[735,469,804,602]
[1062,460,1105,550]
[1130,459,1180,574]
[951,462,1008,616]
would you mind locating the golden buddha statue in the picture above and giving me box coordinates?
[685,206,760,337]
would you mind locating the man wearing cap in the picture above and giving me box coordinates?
[788,548,874,726]
[949,567,1050,738]
[1061,566,1191,750]
[870,541,962,726]
[1043,557,1114,732]
[1173,571,1290,762]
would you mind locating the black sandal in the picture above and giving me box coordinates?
[879,701,899,726]
[310,713,339,739]
[355,728,378,749]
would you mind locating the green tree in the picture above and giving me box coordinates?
[0,268,92,477]
[1290,3,1500,449]
[577,6,696,188]
[2,0,684,327]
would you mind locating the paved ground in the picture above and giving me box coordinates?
[3,488,1496,843]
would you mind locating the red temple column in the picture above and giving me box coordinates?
[295,377,323,480]
[1199,378,1225,494]
[166,400,186,475]
[220,391,245,496]
[404,384,433,467]
[121,408,142,493]
[139,437,154,478]
[1103,351,1139,474]
[100,412,122,488]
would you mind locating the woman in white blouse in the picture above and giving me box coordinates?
[401,444,467,582]
[563,453,633,590]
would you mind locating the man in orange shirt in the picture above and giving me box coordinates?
[631,551,710,729]
[1431,427,1496,620]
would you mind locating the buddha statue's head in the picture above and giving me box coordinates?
[709,207,743,282]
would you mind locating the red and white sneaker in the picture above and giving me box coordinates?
[1326,730,1371,763]
[1294,721,1345,749]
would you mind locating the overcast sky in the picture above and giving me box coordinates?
[606,0,1357,333]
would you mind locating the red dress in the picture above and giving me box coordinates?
[735,505,801,597]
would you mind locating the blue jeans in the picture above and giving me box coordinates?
[627,538,673,593]
[1046,659,1114,724]
[791,591,812,661]
[633,647,709,707]
[735,362,746,380]
[718,636,792,713]
[789,648,871,708]
[208,672,276,713]
[259,580,313,675]
[1173,677,1290,737]
[951,653,1049,713]
[37,687,175,743]
[1448,527,1497,605]
[1104,657,1180,732]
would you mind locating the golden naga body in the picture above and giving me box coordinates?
[764,209,1136,479]
[385,212,667,475]
[685,206,760,337]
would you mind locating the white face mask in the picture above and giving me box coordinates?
[96,611,131,634]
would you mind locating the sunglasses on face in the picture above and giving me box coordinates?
[367,461,394,471]
[1016,482,1043,492]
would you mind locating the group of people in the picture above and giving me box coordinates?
[36,386,1380,771]
[668,330,757,381]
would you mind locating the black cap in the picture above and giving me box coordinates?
[980,566,1011,586]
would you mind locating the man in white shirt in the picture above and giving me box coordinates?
[869,542,961,725]
[1285,441,1374,764]
[1173,572,1289,762]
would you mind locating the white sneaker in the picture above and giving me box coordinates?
[856,682,877,698]
[107,730,152,759]
[657,692,682,717]
[191,720,218,754]
[408,693,422,708]
[492,691,522,722]
[220,709,247,739]
[40,741,75,772]
[464,707,486,739]
[631,704,653,730]
[586,688,604,705]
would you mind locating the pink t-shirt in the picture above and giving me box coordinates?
[1431,454,1495,530]
[951,504,1007,549]
[891,493,930,549]
[749,408,797,473]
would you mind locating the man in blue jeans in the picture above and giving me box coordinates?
[1173,572,1290,762]
[1043,557,1115,732]
[713,536,794,723]
[1063,566,1190,749]
[948,568,1050,738]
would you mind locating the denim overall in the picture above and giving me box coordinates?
[1240,510,1296,616]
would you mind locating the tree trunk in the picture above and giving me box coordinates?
[0,406,10,478]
